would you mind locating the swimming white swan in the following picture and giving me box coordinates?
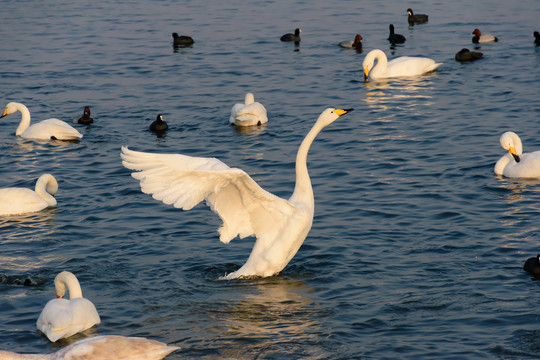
[37,271,101,342]
[1,102,83,140]
[494,131,540,178]
[0,174,58,216]
[229,93,268,126]
[362,49,442,81]
[121,108,353,279]
[0,335,179,360]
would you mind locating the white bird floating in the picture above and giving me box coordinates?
[121,107,353,279]
[362,49,442,81]
[494,131,540,178]
[37,271,101,342]
[229,93,268,126]
[0,335,179,360]
[1,102,83,140]
[0,174,58,216]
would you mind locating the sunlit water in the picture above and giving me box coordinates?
[1,0,540,358]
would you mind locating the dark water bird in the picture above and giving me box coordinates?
[407,8,428,25]
[339,34,363,50]
[533,31,540,46]
[388,24,406,44]
[76,106,93,125]
[455,48,483,62]
[281,28,301,42]
[150,114,168,132]
[172,32,194,46]
[472,28,498,43]
[524,254,540,275]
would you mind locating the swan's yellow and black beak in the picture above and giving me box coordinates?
[363,67,370,82]
[0,108,8,119]
[333,108,354,116]
[508,146,520,163]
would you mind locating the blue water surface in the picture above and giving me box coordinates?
[1,0,540,358]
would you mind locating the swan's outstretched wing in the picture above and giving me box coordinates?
[121,146,295,244]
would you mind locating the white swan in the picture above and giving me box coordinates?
[121,107,353,279]
[362,49,442,81]
[0,174,58,216]
[229,93,268,126]
[494,131,540,178]
[37,271,101,342]
[1,102,83,140]
[0,335,179,360]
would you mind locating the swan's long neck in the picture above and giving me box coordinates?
[55,272,83,299]
[35,174,57,206]
[370,50,387,77]
[13,103,31,136]
[245,93,255,105]
[289,121,325,209]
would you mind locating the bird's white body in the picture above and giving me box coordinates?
[495,131,540,178]
[363,49,442,80]
[0,335,179,360]
[122,108,352,279]
[0,174,58,216]
[37,271,100,342]
[229,93,268,126]
[1,102,82,140]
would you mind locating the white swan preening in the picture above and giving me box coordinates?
[362,49,442,81]
[121,108,353,279]
[37,271,101,342]
[1,102,83,141]
[0,174,58,216]
[494,131,540,178]
[0,335,179,360]
[229,93,268,126]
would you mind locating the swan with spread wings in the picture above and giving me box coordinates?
[121,107,353,279]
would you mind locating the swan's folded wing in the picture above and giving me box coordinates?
[121,146,295,244]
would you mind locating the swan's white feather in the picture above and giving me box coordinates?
[0,174,58,216]
[363,49,442,80]
[121,147,294,244]
[36,271,100,342]
[229,93,268,126]
[0,335,179,360]
[495,131,540,178]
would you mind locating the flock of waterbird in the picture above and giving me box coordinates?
[1,6,540,359]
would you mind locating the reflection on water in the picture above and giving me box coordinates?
[231,123,268,136]
[0,208,59,272]
[363,77,436,112]
[216,278,326,358]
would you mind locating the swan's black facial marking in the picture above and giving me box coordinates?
[512,153,520,163]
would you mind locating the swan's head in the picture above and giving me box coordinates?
[500,131,522,163]
[317,108,354,127]
[0,102,20,119]
[407,8,414,15]
[363,49,384,82]
[472,28,481,36]
[53,271,82,299]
